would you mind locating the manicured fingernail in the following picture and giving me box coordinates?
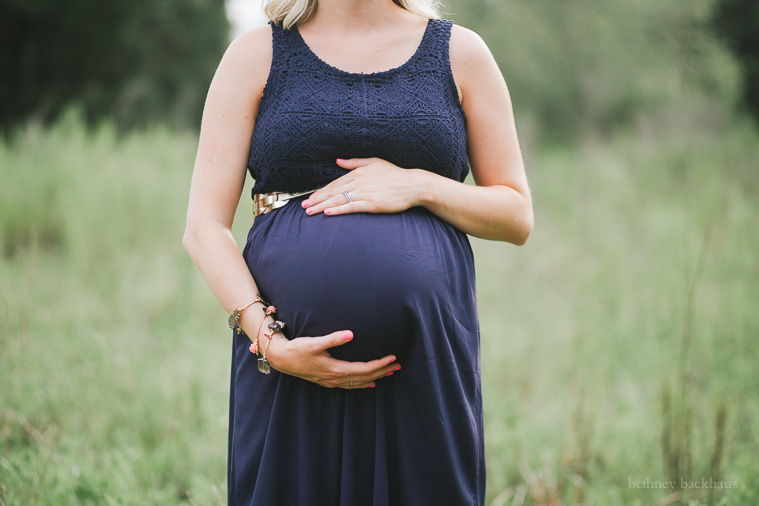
[324,209,332,215]
[306,208,313,215]
[369,384,376,388]
[343,331,353,340]
[390,357,397,363]
[302,200,309,208]
[385,372,394,376]
[336,158,346,162]
[393,366,401,371]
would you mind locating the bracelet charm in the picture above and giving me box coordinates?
[228,295,269,331]
[257,319,284,374]
[257,357,271,374]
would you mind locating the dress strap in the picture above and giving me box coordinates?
[259,22,292,116]
[419,19,454,59]
[417,20,461,112]
[268,21,287,73]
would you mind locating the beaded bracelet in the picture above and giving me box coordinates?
[228,294,269,333]
[233,295,286,374]
[255,319,286,375]
[248,314,268,355]
[248,304,281,354]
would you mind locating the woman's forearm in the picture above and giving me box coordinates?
[302,158,532,244]
[413,169,533,244]
[183,220,265,333]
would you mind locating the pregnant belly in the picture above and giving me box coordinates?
[244,198,472,362]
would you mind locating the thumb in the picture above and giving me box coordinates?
[336,158,369,170]
[315,330,354,351]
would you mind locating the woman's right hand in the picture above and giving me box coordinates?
[265,330,400,389]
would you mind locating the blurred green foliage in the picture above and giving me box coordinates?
[2,110,758,505]
[1,0,756,140]
[445,0,747,141]
[713,0,759,122]
[0,0,229,133]
[1,2,758,502]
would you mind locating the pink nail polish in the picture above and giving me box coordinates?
[306,208,313,215]
[302,201,309,208]
[336,158,346,162]
[343,331,353,340]
[325,209,331,215]
[369,384,376,388]
[393,366,401,372]
[386,372,394,377]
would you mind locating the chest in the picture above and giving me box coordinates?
[293,29,426,76]
[258,69,462,167]
[246,21,470,192]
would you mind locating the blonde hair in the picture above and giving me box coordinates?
[264,0,441,30]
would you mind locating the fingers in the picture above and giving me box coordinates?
[348,360,400,384]
[330,357,401,390]
[348,353,398,372]
[303,157,407,217]
[278,331,402,389]
[332,353,401,386]
[303,190,360,216]
[336,157,376,169]
[307,332,402,388]
[313,171,357,196]
[341,379,376,389]
[311,330,356,352]
[321,201,369,216]
[304,157,377,211]
[336,359,401,389]
[306,160,364,203]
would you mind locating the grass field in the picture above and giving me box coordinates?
[1,113,758,505]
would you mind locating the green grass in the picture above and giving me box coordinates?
[1,112,757,505]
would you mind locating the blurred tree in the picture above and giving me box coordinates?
[713,0,759,123]
[0,0,229,133]
[445,0,741,142]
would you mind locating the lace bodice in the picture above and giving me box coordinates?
[247,19,468,195]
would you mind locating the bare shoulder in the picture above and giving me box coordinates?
[229,24,274,59]
[448,24,506,106]
[449,24,499,74]
[226,24,273,71]
[213,24,274,94]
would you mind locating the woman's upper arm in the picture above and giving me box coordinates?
[186,25,273,231]
[449,26,530,199]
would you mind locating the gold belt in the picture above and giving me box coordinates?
[253,190,316,217]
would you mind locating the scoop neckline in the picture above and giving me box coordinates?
[292,19,434,78]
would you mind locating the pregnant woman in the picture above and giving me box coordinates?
[183,0,533,504]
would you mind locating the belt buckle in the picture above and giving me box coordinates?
[253,190,314,217]
[253,192,281,217]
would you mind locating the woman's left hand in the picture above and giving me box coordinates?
[302,158,426,216]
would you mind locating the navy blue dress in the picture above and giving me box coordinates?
[229,19,485,505]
